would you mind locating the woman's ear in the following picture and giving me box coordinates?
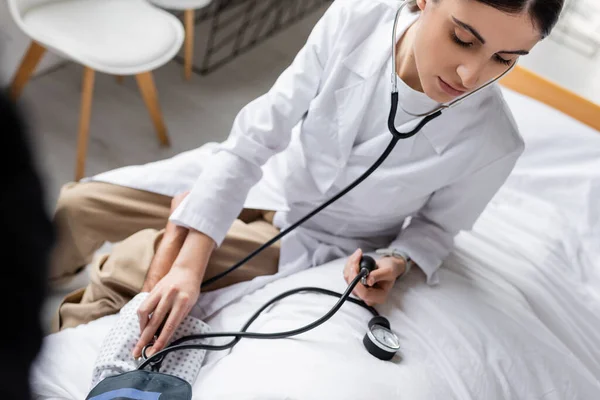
[416,0,428,11]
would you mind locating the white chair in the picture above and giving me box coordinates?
[8,0,185,180]
[149,0,213,80]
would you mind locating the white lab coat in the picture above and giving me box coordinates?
[90,0,524,319]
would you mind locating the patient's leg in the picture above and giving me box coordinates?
[53,228,162,332]
[52,211,280,332]
[50,182,172,285]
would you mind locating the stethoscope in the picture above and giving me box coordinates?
[138,0,517,371]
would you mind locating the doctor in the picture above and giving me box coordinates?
[50,0,563,358]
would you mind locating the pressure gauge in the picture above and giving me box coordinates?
[363,316,400,361]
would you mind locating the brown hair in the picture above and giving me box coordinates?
[409,0,564,37]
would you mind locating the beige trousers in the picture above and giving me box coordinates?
[51,182,280,332]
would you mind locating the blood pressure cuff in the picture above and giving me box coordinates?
[86,370,191,399]
[87,293,210,399]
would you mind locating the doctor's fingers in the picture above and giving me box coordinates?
[133,291,176,357]
[355,285,389,306]
[366,267,397,287]
[343,264,357,284]
[343,249,363,281]
[149,298,193,356]
[137,293,161,333]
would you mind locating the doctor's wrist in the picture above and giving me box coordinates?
[385,256,406,279]
[173,230,216,273]
[376,248,412,281]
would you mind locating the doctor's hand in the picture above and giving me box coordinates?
[133,228,215,358]
[343,249,405,306]
[132,265,201,359]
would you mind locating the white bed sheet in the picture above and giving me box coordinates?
[500,88,600,237]
[31,187,600,399]
[31,88,600,399]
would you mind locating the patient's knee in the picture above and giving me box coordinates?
[54,182,97,225]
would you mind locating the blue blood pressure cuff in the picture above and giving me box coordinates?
[86,370,192,400]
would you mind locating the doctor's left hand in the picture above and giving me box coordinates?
[343,249,405,306]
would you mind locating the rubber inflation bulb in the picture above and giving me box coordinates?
[359,255,377,273]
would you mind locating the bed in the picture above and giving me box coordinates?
[30,66,600,399]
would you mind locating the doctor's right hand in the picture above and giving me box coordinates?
[133,229,215,358]
[133,262,202,359]
[133,190,216,358]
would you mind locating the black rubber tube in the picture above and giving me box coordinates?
[138,269,375,370]
[139,107,444,370]
[202,105,442,289]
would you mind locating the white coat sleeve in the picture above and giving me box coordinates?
[387,148,523,285]
[169,2,346,245]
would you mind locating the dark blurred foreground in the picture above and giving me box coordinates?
[0,87,54,399]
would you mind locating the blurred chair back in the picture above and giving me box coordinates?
[8,0,57,21]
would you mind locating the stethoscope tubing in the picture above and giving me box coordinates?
[202,0,514,289]
[141,0,520,372]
